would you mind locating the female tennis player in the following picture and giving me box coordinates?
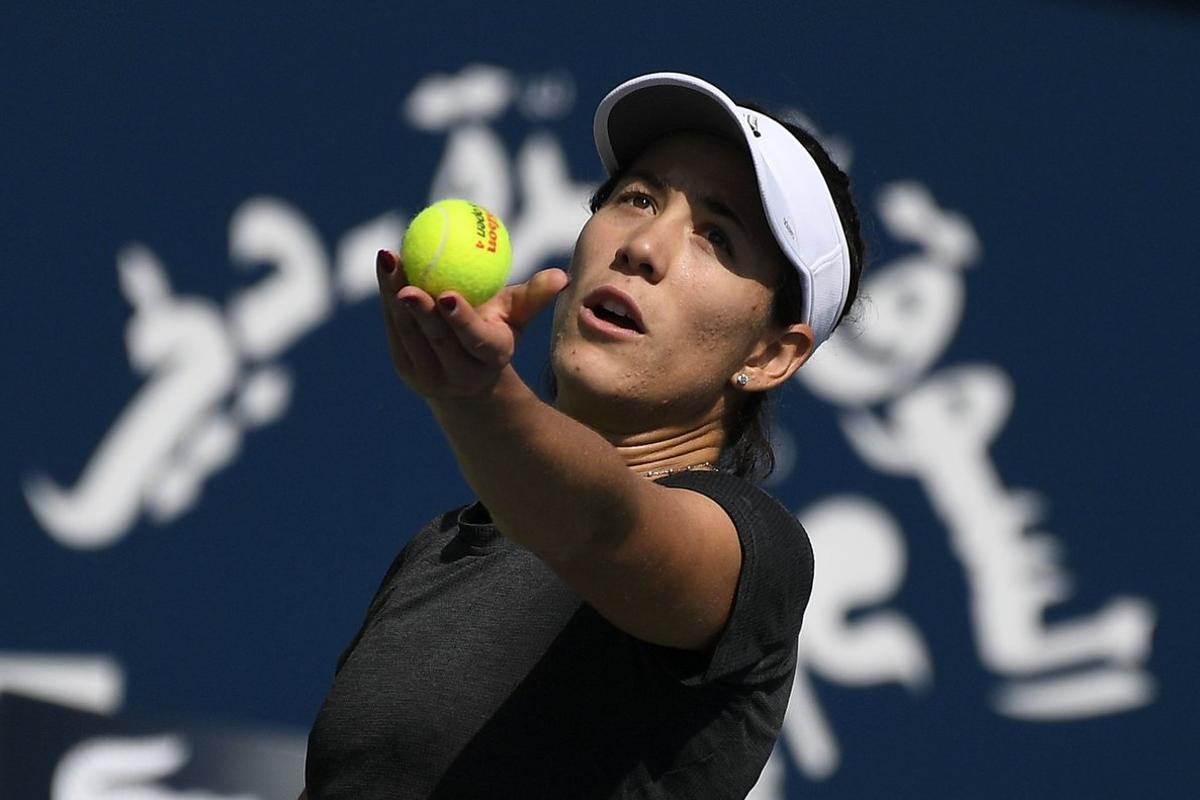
[303,72,865,799]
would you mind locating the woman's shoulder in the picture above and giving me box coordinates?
[653,469,806,539]
[651,469,814,681]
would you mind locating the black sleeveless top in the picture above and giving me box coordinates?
[305,470,813,799]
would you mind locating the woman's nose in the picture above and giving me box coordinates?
[614,214,678,283]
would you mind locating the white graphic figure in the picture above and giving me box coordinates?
[801,180,1155,723]
[789,497,930,779]
[23,198,328,548]
[752,180,979,788]
[843,366,1156,718]
[23,245,239,548]
[53,736,257,800]
[23,64,597,548]
[0,653,124,714]
[756,179,1158,793]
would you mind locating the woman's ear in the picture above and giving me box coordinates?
[734,323,815,391]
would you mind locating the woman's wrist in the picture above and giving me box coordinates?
[425,364,530,421]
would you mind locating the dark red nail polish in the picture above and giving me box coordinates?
[400,296,419,308]
[438,296,457,314]
[377,249,395,273]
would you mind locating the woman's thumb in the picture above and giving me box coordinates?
[507,268,569,328]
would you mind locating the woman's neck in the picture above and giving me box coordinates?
[582,412,726,476]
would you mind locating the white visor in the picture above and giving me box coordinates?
[593,72,852,346]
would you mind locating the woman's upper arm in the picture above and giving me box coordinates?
[543,480,744,651]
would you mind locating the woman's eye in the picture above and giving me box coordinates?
[704,227,731,252]
[617,190,653,210]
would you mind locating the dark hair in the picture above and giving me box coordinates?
[720,104,867,482]
[580,108,867,483]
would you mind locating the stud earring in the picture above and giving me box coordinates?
[736,373,749,387]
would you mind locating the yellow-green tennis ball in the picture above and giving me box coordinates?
[400,199,513,306]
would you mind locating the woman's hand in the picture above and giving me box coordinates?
[376,249,569,400]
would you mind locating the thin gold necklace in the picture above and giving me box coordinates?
[642,461,718,479]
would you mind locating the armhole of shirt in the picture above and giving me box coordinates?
[641,470,813,687]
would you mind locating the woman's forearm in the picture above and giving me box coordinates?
[427,366,642,563]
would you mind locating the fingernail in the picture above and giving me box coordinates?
[438,296,457,314]
[377,249,395,273]
[400,295,419,308]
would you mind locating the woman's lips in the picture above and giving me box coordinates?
[580,286,647,337]
[580,305,643,340]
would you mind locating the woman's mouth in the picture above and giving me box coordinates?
[580,287,647,339]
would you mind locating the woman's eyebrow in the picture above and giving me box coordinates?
[699,195,746,233]
[621,169,667,190]
[622,170,746,233]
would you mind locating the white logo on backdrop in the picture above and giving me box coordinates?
[18,65,1157,788]
[0,654,123,714]
[53,735,257,800]
[753,181,1157,790]
[21,64,591,550]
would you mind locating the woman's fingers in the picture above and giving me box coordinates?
[376,249,407,294]
[398,287,492,380]
[377,250,558,394]
[379,297,414,374]
[379,250,465,383]
[399,286,449,346]
[425,270,569,376]
[377,248,423,375]
[437,293,509,364]
[388,291,443,379]
[506,268,570,332]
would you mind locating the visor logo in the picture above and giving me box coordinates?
[747,114,761,138]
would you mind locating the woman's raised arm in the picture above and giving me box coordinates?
[377,250,742,651]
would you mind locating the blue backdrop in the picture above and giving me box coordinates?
[4,1,1198,796]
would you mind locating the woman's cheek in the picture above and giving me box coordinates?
[689,301,754,348]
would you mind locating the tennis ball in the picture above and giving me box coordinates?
[400,199,513,306]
